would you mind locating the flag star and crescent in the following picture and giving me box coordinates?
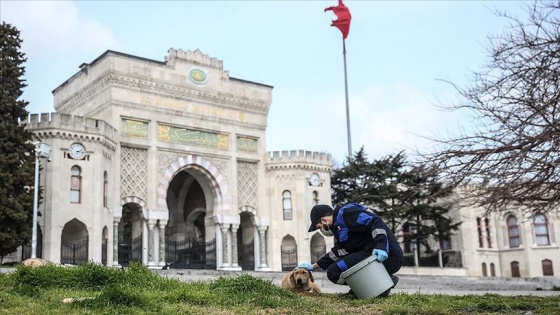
[325,0,352,39]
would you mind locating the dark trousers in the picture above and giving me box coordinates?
[326,250,402,285]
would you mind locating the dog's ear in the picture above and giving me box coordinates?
[309,271,314,282]
[290,271,295,281]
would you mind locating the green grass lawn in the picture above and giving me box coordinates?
[1,263,558,315]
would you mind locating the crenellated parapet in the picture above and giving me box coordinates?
[265,150,332,172]
[165,48,224,70]
[24,113,118,150]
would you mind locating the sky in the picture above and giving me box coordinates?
[1,0,534,166]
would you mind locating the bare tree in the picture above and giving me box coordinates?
[419,1,560,215]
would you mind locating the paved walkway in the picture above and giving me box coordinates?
[156,269,560,297]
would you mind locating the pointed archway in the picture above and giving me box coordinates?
[281,235,297,271]
[60,218,89,265]
[310,232,326,262]
[237,211,255,270]
[118,202,144,266]
[165,170,217,269]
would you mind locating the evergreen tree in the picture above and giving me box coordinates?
[331,147,383,206]
[0,22,36,263]
[401,165,461,265]
[372,152,411,233]
[331,148,460,264]
[331,148,412,234]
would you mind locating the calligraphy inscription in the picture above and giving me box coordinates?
[237,137,258,153]
[121,118,149,138]
[138,95,245,122]
[157,124,229,149]
[188,104,246,122]
[140,95,185,110]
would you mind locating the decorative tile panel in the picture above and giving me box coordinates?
[237,161,258,209]
[121,146,148,200]
[237,136,258,153]
[157,123,229,149]
[121,118,149,138]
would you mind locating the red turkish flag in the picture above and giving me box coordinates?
[325,0,352,39]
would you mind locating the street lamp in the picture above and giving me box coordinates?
[31,142,51,258]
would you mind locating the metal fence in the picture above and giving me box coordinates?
[61,237,89,265]
[101,239,107,265]
[21,242,42,260]
[238,240,254,270]
[281,246,298,271]
[118,235,142,266]
[166,238,216,269]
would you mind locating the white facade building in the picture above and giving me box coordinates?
[8,48,559,278]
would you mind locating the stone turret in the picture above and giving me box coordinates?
[25,113,118,150]
[265,150,332,172]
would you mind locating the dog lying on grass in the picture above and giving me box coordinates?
[281,267,321,295]
[21,258,52,267]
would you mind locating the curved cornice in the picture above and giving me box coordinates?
[85,100,267,131]
[265,163,332,172]
[56,73,270,115]
[32,130,118,151]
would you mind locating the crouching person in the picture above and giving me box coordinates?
[297,203,403,297]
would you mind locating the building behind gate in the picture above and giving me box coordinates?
[20,48,334,271]
[10,48,560,278]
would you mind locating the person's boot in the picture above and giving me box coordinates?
[378,275,400,297]
[340,289,356,299]
[390,275,399,288]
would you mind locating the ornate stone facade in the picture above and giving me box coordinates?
[21,48,333,272]
[16,48,558,278]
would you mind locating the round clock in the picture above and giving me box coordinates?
[69,143,86,160]
[310,173,320,187]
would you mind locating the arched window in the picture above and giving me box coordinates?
[542,259,554,276]
[312,191,319,206]
[534,214,550,246]
[507,215,520,248]
[476,217,483,247]
[482,262,487,277]
[282,190,292,220]
[511,261,520,277]
[402,223,416,254]
[103,171,108,208]
[490,262,496,277]
[70,166,82,204]
[484,217,492,248]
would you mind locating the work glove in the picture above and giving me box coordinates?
[373,249,388,262]
[295,262,313,271]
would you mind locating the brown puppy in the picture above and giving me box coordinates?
[281,267,322,295]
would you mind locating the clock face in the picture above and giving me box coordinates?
[69,143,86,160]
[310,173,320,187]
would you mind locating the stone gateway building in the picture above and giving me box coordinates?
[22,48,333,271]
[12,48,560,280]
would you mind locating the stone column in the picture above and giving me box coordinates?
[221,224,230,267]
[147,220,155,266]
[159,221,167,266]
[231,224,239,267]
[112,218,120,267]
[258,226,268,268]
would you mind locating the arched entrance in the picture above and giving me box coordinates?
[165,170,216,269]
[281,235,297,271]
[237,211,255,270]
[118,203,143,266]
[60,218,89,265]
[22,224,42,260]
[101,226,108,266]
[310,232,326,262]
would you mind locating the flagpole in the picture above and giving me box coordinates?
[342,39,352,158]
